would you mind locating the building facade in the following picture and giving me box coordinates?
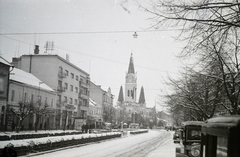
[8,68,56,130]
[88,98,102,129]
[0,56,11,131]
[12,53,90,130]
[117,54,147,126]
[89,81,114,125]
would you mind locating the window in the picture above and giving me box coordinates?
[187,129,201,140]
[0,77,4,92]
[75,99,77,105]
[31,94,34,102]
[65,70,68,76]
[58,80,62,87]
[70,98,73,104]
[75,87,78,93]
[71,73,74,79]
[24,93,27,102]
[11,90,15,101]
[76,75,78,81]
[51,99,53,107]
[58,95,61,101]
[74,112,77,117]
[45,97,47,105]
[59,66,63,73]
[1,106,5,113]
[64,96,67,103]
[217,136,228,157]
[70,85,73,91]
[65,83,68,90]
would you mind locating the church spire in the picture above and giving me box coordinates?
[138,86,145,104]
[127,53,135,74]
[117,86,124,103]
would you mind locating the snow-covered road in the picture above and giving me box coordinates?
[32,129,176,157]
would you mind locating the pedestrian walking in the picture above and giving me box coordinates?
[44,122,47,131]
[40,123,42,130]
[11,121,15,131]
[82,124,85,133]
[85,124,88,133]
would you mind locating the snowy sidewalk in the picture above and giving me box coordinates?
[146,130,176,157]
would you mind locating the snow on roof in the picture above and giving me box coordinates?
[207,116,240,124]
[0,56,11,66]
[10,68,54,92]
[181,121,205,127]
[89,98,97,106]
[203,116,240,128]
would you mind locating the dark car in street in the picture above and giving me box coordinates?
[176,121,205,157]
[173,129,181,143]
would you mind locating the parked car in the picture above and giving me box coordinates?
[129,123,140,129]
[201,116,240,157]
[176,121,205,157]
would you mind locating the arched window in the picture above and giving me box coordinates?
[1,106,5,113]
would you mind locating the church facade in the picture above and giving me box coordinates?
[117,54,148,126]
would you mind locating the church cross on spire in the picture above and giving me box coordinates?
[128,53,135,74]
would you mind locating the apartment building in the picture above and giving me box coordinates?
[12,53,90,129]
[89,81,114,124]
[88,98,102,129]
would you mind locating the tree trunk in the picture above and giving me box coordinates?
[35,115,40,132]
[16,120,22,133]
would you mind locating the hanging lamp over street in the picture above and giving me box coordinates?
[133,32,138,38]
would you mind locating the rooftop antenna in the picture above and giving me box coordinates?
[44,41,54,53]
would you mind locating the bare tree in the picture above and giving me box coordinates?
[197,28,240,114]
[62,105,75,131]
[141,0,240,41]
[166,66,223,121]
[11,101,34,133]
[142,0,240,115]
[103,105,114,123]
[33,100,48,132]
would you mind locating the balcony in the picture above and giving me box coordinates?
[65,104,76,110]
[58,71,66,78]
[79,105,88,111]
[78,92,89,100]
[79,81,88,88]
[56,100,65,107]
[57,86,66,92]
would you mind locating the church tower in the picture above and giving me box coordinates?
[125,54,137,103]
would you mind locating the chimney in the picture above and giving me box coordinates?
[34,45,39,54]
[66,54,69,61]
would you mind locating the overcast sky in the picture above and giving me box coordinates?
[0,0,184,110]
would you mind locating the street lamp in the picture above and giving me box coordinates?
[133,32,138,38]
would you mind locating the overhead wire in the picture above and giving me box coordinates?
[0,28,180,35]
[0,29,181,74]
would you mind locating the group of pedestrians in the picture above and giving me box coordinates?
[82,124,95,133]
